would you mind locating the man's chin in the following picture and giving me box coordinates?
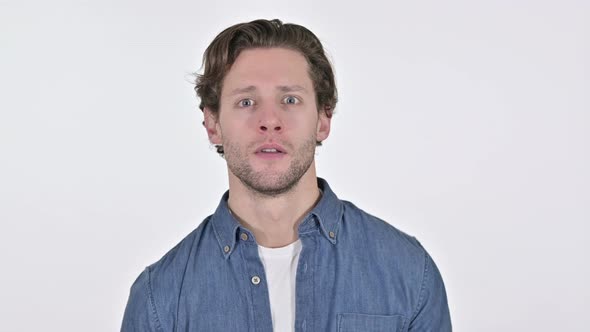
[240,174,300,197]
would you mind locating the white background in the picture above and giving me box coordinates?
[1,0,588,331]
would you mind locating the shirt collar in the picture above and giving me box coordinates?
[211,177,344,259]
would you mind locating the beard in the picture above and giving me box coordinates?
[223,135,317,197]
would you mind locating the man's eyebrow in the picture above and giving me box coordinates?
[229,85,257,96]
[276,85,308,93]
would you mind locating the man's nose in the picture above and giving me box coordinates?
[257,104,282,132]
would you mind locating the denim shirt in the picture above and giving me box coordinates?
[122,178,451,332]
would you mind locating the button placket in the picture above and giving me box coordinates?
[294,235,316,332]
[239,237,273,331]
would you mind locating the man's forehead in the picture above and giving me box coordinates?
[225,48,311,79]
[233,47,307,63]
[221,49,314,97]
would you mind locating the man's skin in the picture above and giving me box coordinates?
[203,47,331,248]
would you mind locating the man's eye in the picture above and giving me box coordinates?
[238,99,254,107]
[283,96,299,105]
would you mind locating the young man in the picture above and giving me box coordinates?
[122,19,451,332]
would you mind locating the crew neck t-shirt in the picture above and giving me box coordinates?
[257,239,302,332]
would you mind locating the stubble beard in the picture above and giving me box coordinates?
[224,136,317,197]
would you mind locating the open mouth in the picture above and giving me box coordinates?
[255,145,286,159]
[258,148,283,154]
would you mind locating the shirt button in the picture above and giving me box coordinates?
[223,245,230,253]
[329,231,335,238]
[251,276,261,285]
[240,233,248,241]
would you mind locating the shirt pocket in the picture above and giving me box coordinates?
[337,313,406,332]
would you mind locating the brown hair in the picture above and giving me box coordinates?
[194,19,338,155]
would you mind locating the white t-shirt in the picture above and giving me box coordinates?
[257,239,302,332]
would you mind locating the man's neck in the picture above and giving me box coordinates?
[226,166,321,248]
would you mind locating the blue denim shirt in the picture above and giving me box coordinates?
[122,178,451,331]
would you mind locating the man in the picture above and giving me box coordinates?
[122,19,451,331]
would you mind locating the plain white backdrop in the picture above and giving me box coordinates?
[1,0,588,331]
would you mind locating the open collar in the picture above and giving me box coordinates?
[211,177,344,259]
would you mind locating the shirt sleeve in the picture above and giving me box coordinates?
[408,252,452,331]
[121,268,162,332]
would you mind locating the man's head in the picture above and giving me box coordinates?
[195,19,337,196]
[195,19,338,155]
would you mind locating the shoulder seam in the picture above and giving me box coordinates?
[411,249,429,321]
[174,226,202,328]
[146,267,164,332]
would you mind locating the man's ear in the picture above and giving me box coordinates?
[316,108,332,142]
[203,107,222,145]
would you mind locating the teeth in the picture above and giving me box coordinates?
[261,148,278,153]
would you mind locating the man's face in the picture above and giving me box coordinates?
[204,48,331,196]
